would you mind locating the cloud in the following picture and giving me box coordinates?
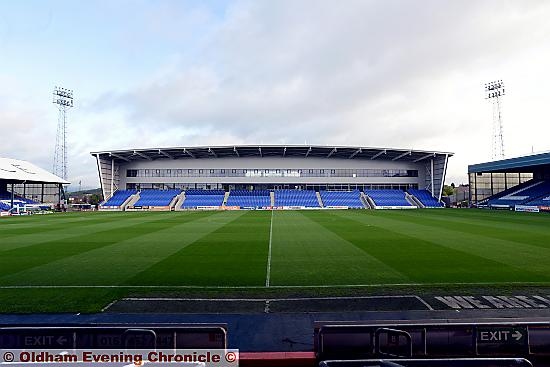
[3,0,550,188]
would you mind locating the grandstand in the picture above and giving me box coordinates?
[0,157,69,213]
[91,145,451,210]
[226,190,271,208]
[134,189,180,207]
[364,189,414,208]
[320,190,364,208]
[101,189,137,208]
[181,189,225,209]
[274,189,320,207]
[487,180,550,208]
[99,187,448,210]
[408,188,444,207]
[469,151,550,211]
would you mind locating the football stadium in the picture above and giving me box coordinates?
[4,146,550,363]
[4,1,550,365]
[92,145,450,210]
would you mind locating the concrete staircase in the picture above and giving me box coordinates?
[360,192,372,209]
[270,191,275,207]
[362,193,376,209]
[122,193,140,211]
[407,193,424,208]
[174,192,186,210]
[316,191,324,207]
[223,191,230,206]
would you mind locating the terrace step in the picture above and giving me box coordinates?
[123,193,140,211]
[360,192,372,209]
[406,192,422,208]
[316,191,324,207]
[170,192,185,210]
[174,192,186,210]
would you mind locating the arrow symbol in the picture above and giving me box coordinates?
[512,331,522,341]
[56,336,68,345]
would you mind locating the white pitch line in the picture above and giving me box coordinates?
[103,295,428,312]
[100,299,118,312]
[121,295,423,302]
[2,281,550,289]
[414,295,434,311]
[265,209,274,287]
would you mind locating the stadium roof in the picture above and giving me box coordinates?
[0,157,69,184]
[468,151,550,173]
[91,145,453,163]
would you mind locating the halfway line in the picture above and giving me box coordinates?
[265,209,274,287]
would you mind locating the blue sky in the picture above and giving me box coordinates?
[1,0,550,189]
[0,1,227,98]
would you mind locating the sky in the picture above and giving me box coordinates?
[1,0,550,189]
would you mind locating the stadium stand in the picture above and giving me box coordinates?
[408,188,443,207]
[526,193,550,206]
[0,190,39,210]
[226,190,271,208]
[487,180,550,208]
[274,189,320,207]
[134,189,181,207]
[0,190,38,204]
[101,190,137,207]
[478,179,541,206]
[182,189,225,208]
[364,189,413,207]
[319,190,364,208]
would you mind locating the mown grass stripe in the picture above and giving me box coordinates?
[0,209,549,313]
[0,212,177,252]
[0,213,145,236]
[0,213,188,280]
[125,211,268,286]
[270,211,409,286]
[265,209,274,287]
[0,211,225,286]
[332,210,550,280]
[386,210,550,249]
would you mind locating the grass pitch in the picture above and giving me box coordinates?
[0,209,549,312]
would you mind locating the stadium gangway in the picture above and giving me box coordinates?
[315,319,550,364]
[0,324,226,349]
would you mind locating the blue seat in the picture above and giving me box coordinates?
[134,189,181,206]
[408,189,443,208]
[226,190,270,207]
[320,190,363,208]
[0,190,39,209]
[102,190,137,207]
[182,190,225,208]
[364,189,412,207]
[274,190,320,207]
[526,194,550,206]
[488,180,550,208]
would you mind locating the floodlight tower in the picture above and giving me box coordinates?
[484,80,505,160]
[52,87,74,181]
